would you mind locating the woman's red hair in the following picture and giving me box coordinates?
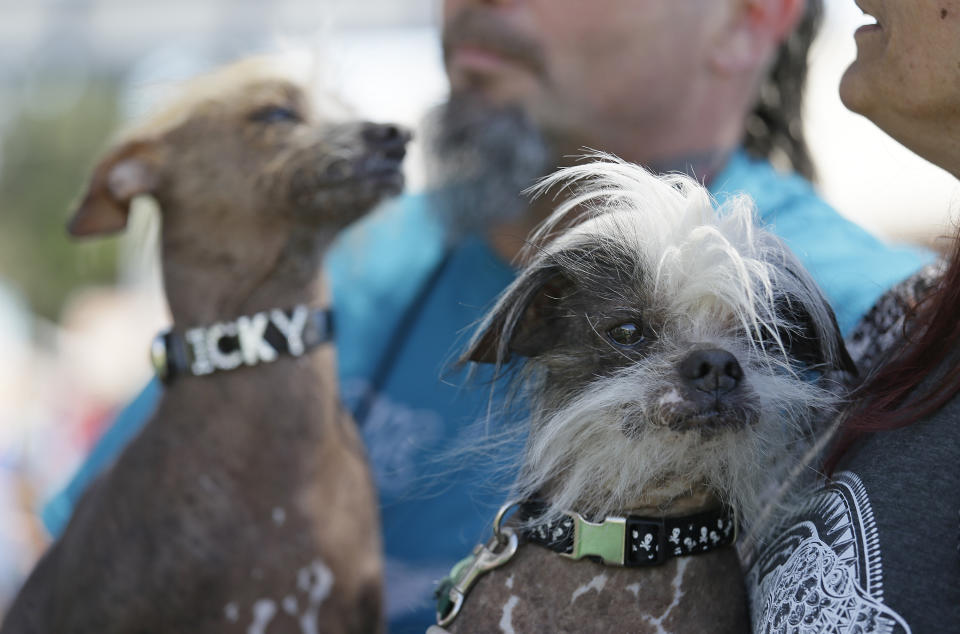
[825,236,960,475]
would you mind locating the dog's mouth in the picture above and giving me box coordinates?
[665,406,758,437]
[289,123,411,222]
[349,122,409,198]
[621,407,755,440]
[354,147,406,194]
[620,386,759,440]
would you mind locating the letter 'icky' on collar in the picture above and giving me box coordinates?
[150,306,334,382]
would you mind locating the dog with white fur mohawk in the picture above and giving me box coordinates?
[440,157,855,632]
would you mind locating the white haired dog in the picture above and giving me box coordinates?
[435,158,855,633]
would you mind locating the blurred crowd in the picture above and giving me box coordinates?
[0,280,165,602]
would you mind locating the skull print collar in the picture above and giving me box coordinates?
[516,501,738,567]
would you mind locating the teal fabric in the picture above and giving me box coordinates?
[327,195,522,628]
[40,380,164,535]
[713,150,933,335]
[41,151,932,632]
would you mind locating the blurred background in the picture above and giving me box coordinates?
[0,0,957,613]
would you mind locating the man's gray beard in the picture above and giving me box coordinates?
[422,94,552,240]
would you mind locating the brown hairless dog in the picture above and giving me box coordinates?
[1,57,408,634]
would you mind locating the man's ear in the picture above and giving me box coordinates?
[67,139,160,237]
[710,0,806,75]
[463,268,573,365]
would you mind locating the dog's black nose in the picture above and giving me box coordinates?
[678,348,743,396]
[362,123,412,159]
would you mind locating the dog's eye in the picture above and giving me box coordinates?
[249,105,302,124]
[607,322,645,347]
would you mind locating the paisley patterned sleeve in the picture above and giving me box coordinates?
[844,262,944,374]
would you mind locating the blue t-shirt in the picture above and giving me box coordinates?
[42,150,932,632]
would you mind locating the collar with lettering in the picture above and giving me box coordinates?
[150,306,334,382]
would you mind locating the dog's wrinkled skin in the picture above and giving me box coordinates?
[1,58,407,634]
[446,158,854,633]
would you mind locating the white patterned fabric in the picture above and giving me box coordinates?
[748,332,960,633]
[749,472,910,634]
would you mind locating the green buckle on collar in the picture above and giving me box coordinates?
[562,513,628,565]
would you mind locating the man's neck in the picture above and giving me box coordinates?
[486,194,557,265]
[645,147,733,185]
[486,148,734,263]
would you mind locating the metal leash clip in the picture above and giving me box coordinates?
[436,502,520,627]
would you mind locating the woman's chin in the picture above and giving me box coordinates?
[838,62,872,116]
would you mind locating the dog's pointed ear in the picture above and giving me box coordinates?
[463,267,573,365]
[777,265,859,378]
[68,140,160,237]
[783,299,859,377]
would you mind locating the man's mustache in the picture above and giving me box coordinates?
[442,8,548,76]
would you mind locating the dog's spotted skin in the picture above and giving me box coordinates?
[453,545,747,634]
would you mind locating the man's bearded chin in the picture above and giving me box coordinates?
[423,92,552,239]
